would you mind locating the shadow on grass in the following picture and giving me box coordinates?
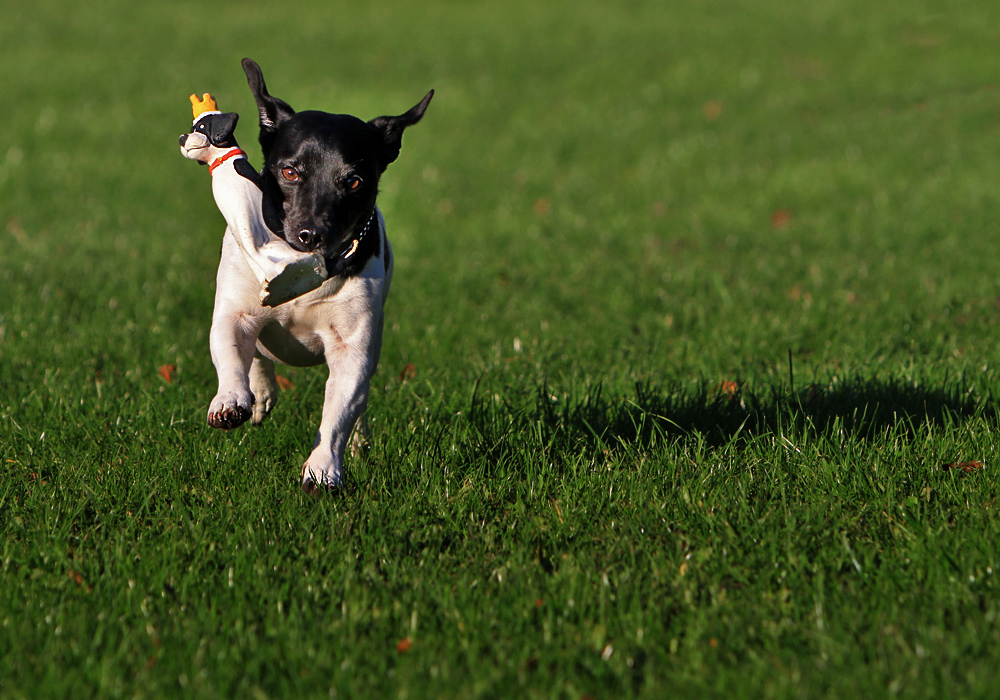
[467,376,993,457]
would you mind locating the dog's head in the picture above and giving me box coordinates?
[179,107,241,164]
[241,57,433,261]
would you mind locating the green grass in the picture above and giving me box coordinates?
[3,0,1000,697]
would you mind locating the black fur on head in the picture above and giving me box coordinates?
[240,57,433,272]
[241,57,432,168]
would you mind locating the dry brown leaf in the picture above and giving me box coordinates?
[943,460,983,473]
[68,569,90,592]
[771,209,792,229]
[158,364,176,384]
[717,380,740,396]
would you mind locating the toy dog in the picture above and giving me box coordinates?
[179,93,327,306]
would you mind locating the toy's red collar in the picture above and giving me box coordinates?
[208,148,246,175]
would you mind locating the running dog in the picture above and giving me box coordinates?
[207,57,432,491]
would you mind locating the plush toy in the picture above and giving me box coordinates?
[179,93,327,306]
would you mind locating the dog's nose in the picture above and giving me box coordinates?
[298,228,324,250]
[179,134,188,146]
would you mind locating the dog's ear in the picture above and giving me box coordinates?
[242,58,295,152]
[209,112,240,147]
[369,90,434,168]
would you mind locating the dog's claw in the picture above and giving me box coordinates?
[301,477,320,495]
[301,463,341,493]
[208,404,252,430]
[300,477,346,496]
[207,391,254,430]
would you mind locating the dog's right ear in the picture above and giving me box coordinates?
[242,58,295,153]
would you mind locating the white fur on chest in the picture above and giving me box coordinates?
[214,208,392,368]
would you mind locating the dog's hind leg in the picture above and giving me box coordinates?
[349,415,370,458]
[250,354,279,425]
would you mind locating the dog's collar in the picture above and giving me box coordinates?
[341,210,377,260]
[208,148,246,175]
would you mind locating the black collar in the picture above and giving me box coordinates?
[325,209,379,277]
[341,209,376,260]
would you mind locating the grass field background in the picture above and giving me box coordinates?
[3,0,1000,697]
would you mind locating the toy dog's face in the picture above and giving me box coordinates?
[179,112,240,163]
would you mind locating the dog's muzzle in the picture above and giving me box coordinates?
[179,131,210,160]
[299,211,375,259]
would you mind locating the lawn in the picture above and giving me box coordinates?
[2,0,1000,697]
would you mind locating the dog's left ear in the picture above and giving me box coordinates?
[209,112,240,147]
[369,90,434,168]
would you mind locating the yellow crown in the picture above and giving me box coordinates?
[190,93,219,120]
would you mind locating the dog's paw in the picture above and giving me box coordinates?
[301,459,342,493]
[251,397,275,426]
[249,363,279,426]
[207,391,254,430]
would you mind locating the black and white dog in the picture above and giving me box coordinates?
[207,58,432,491]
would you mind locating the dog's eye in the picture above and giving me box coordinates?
[345,175,363,191]
[280,167,299,182]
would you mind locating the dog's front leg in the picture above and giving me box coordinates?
[301,343,374,492]
[207,310,259,430]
